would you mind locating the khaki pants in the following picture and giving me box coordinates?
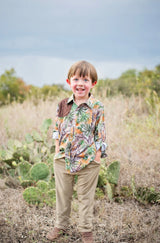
[54,158,100,232]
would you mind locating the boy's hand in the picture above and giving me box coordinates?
[55,139,60,154]
[94,150,101,163]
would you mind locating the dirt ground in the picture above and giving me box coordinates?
[0,179,160,243]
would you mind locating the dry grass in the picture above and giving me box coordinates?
[0,95,160,189]
[103,95,160,190]
[0,95,160,242]
[0,186,159,243]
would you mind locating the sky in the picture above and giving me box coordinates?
[0,0,160,87]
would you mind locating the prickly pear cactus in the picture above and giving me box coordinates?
[21,180,33,188]
[46,189,56,206]
[106,183,113,200]
[23,187,41,204]
[17,161,32,180]
[36,180,48,192]
[106,161,120,185]
[23,183,56,206]
[30,162,50,182]
[41,118,52,134]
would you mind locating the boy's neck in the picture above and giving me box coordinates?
[74,93,91,106]
[75,98,87,106]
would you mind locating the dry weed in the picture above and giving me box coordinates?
[0,95,160,242]
[0,95,160,189]
[0,187,159,242]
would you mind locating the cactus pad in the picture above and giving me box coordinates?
[17,161,31,180]
[30,162,50,181]
[23,187,41,204]
[36,180,48,191]
[106,161,120,185]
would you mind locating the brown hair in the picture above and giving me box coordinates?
[67,60,98,83]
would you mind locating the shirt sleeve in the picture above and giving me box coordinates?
[94,105,107,158]
[52,104,59,139]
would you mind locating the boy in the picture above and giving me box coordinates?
[47,60,107,243]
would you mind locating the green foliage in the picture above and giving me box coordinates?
[106,183,113,200]
[0,118,57,206]
[106,161,120,185]
[0,69,31,105]
[119,185,160,205]
[94,65,160,99]
[13,148,30,161]
[41,118,52,135]
[0,69,70,106]
[21,180,34,188]
[46,189,56,206]
[95,188,104,199]
[0,65,159,106]
[40,84,66,99]
[36,180,49,191]
[97,161,120,200]
[32,131,43,142]
[25,133,34,144]
[0,118,54,180]
[23,182,56,206]
[30,163,50,182]
[23,187,41,205]
[120,186,133,198]
[97,164,107,187]
[136,187,160,204]
[17,161,31,180]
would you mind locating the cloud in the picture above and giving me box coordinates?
[0,0,159,86]
[1,0,160,62]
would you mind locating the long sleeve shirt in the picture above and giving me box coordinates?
[53,94,107,173]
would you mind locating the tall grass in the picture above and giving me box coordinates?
[0,95,160,190]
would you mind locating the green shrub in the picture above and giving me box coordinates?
[95,188,104,199]
[136,187,160,204]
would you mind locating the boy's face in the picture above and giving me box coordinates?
[66,74,97,101]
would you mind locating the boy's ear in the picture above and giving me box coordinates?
[92,81,97,87]
[66,79,71,85]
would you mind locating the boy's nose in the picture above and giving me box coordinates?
[77,79,84,85]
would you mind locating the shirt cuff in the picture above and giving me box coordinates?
[95,141,107,151]
[95,141,108,158]
[52,131,59,139]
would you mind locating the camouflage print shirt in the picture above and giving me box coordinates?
[53,94,107,173]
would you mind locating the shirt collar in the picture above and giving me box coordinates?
[67,93,96,109]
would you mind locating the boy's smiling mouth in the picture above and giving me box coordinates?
[76,87,85,91]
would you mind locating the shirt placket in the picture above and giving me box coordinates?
[70,106,77,162]
[65,104,77,172]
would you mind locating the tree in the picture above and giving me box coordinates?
[0,69,31,105]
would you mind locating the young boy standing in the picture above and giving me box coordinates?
[47,61,107,243]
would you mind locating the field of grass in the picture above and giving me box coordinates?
[0,95,160,242]
[0,95,160,189]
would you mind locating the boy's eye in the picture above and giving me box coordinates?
[74,78,79,81]
[84,79,89,82]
